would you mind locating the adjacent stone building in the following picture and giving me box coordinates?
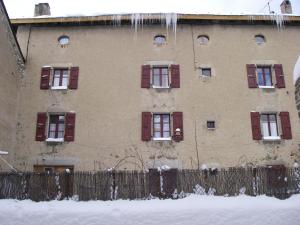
[0,0,24,170]
[1,1,300,172]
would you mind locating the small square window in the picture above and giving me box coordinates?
[207,121,215,129]
[201,68,211,77]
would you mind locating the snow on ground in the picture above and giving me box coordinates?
[0,194,300,225]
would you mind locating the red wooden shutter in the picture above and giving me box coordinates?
[246,64,257,88]
[40,67,50,89]
[69,67,79,89]
[171,64,180,88]
[173,112,183,142]
[36,112,47,141]
[274,64,285,88]
[64,113,76,141]
[141,65,151,88]
[142,112,152,141]
[250,112,261,140]
[280,112,292,139]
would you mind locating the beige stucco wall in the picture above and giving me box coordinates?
[14,22,300,171]
[0,3,23,171]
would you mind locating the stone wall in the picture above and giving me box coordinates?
[0,1,24,171]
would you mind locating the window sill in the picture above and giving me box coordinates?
[263,136,281,141]
[258,86,275,89]
[153,137,172,141]
[152,86,170,89]
[46,138,64,143]
[51,86,68,90]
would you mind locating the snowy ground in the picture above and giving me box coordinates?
[0,194,299,225]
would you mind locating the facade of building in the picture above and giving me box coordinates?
[9,13,300,172]
[1,0,300,172]
[0,0,24,170]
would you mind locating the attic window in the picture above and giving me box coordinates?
[255,35,265,45]
[197,35,209,45]
[154,35,166,45]
[58,35,70,46]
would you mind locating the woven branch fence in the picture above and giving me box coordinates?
[0,167,299,201]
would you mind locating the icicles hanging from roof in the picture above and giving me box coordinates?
[268,13,285,30]
[130,13,178,35]
[248,13,286,30]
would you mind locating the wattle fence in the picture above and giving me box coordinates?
[0,167,299,201]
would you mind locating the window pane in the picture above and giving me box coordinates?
[163,124,170,131]
[154,115,160,123]
[161,68,168,75]
[53,77,60,87]
[261,115,269,137]
[163,115,170,123]
[62,77,68,86]
[264,69,272,86]
[257,69,264,86]
[153,68,160,75]
[153,124,161,132]
[49,124,56,131]
[163,132,170,138]
[202,68,211,77]
[58,124,65,132]
[161,75,168,87]
[48,131,55,138]
[153,74,160,86]
[154,131,161,138]
[57,132,64,138]
[269,115,278,136]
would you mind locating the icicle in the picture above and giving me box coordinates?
[111,14,122,26]
[269,13,285,31]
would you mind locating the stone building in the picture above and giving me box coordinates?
[0,0,24,170]
[1,1,300,172]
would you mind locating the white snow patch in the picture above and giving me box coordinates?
[293,162,299,168]
[0,151,8,155]
[0,195,300,225]
[293,56,300,84]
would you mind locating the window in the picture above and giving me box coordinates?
[58,35,70,46]
[153,114,171,140]
[201,68,211,77]
[207,121,215,129]
[53,69,69,88]
[197,35,209,45]
[152,66,169,88]
[255,35,265,45]
[260,114,279,140]
[154,35,166,45]
[257,66,272,87]
[48,114,65,141]
[40,66,79,90]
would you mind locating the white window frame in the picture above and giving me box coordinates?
[151,65,170,89]
[46,113,65,143]
[260,113,281,141]
[50,68,69,90]
[152,113,172,141]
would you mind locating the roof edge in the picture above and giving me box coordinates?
[10,13,300,25]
